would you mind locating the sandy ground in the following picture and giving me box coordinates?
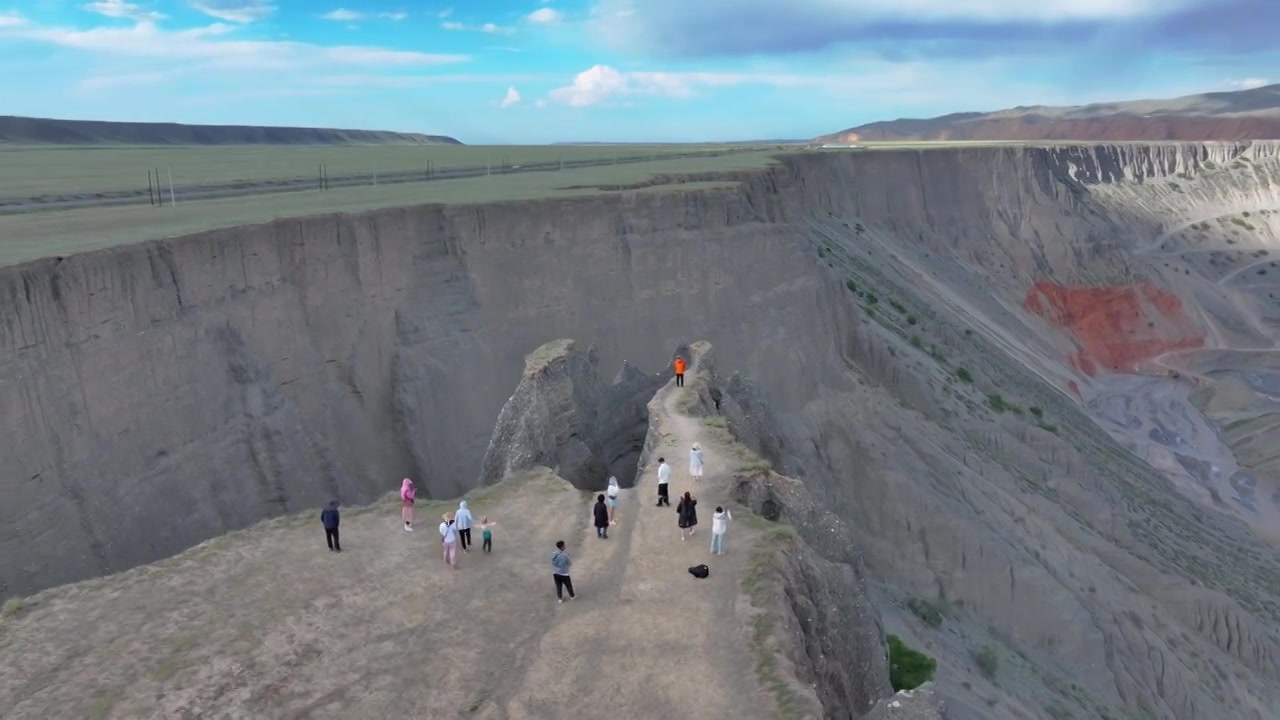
[0,382,770,720]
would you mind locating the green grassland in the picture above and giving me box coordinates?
[0,143,773,198]
[0,150,785,267]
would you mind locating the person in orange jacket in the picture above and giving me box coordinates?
[673,354,686,387]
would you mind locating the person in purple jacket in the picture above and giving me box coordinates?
[321,500,341,552]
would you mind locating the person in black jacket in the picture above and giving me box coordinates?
[677,491,698,542]
[593,494,610,539]
[321,500,341,552]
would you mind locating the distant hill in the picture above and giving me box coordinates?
[817,83,1280,143]
[0,116,462,146]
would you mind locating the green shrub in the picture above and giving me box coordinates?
[865,293,879,305]
[975,645,999,680]
[846,278,858,293]
[987,394,1008,412]
[890,300,906,313]
[1038,422,1059,434]
[910,335,923,348]
[906,596,945,627]
[886,635,937,691]
[955,367,974,383]
[1202,160,1217,170]
[1029,406,1043,419]
[907,316,917,325]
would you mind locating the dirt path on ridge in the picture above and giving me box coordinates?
[0,376,771,720]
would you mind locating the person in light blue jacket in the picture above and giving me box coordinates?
[455,500,475,552]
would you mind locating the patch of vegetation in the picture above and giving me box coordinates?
[1231,217,1255,230]
[865,293,879,305]
[906,315,917,325]
[1,596,30,619]
[889,299,907,313]
[906,596,946,627]
[1038,422,1059,434]
[1029,406,1044,419]
[886,635,937,691]
[864,307,875,318]
[974,645,1000,681]
[955,367,974,383]
[910,335,923,349]
[1202,160,1217,170]
[846,278,857,293]
[1166,181,1182,192]
[988,393,1010,412]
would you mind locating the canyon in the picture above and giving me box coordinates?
[3,142,1280,718]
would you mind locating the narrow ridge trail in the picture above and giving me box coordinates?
[484,374,771,719]
[0,361,778,720]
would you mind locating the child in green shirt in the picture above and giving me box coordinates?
[480,516,498,553]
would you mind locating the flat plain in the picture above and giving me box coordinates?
[0,150,783,267]
[0,143,768,199]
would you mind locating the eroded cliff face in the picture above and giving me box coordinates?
[477,338,658,490]
[0,170,852,597]
[4,142,1280,720]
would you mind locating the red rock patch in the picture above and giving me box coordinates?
[1024,281,1205,376]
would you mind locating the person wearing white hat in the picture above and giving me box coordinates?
[689,443,705,482]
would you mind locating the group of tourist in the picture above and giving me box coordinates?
[319,353,735,601]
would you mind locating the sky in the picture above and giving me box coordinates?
[0,0,1277,143]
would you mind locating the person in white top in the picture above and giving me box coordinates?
[607,476,621,524]
[439,512,459,570]
[710,506,732,555]
[689,443,704,482]
[656,458,672,507]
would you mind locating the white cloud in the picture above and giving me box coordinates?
[10,18,469,70]
[188,0,275,24]
[437,8,453,17]
[498,86,521,108]
[321,8,361,21]
[305,72,552,88]
[319,9,405,22]
[547,63,834,107]
[535,98,547,107]
[441,20,514,34]
[82,0,165,21]
[1225,78,1270,90]
[526,7,561,23]
[0,12,25,26]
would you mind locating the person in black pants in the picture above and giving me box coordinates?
[552,541,575,603]
[321,500,341,552]
[593,494,610,539]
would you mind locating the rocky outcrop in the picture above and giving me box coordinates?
[864,684,947,720]
[478,339,659,490]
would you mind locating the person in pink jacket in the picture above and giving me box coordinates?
[401,478,416,532]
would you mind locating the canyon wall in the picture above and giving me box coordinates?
[6,142,1280,718]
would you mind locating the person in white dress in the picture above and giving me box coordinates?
[689,443,705,482]
[607,476,621,524]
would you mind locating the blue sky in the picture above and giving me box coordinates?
[0,0,1276,143]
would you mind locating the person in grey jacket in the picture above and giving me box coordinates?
[455,500,475,552]
[552,540,575,602]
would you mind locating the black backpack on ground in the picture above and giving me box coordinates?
[688,564,710,579]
